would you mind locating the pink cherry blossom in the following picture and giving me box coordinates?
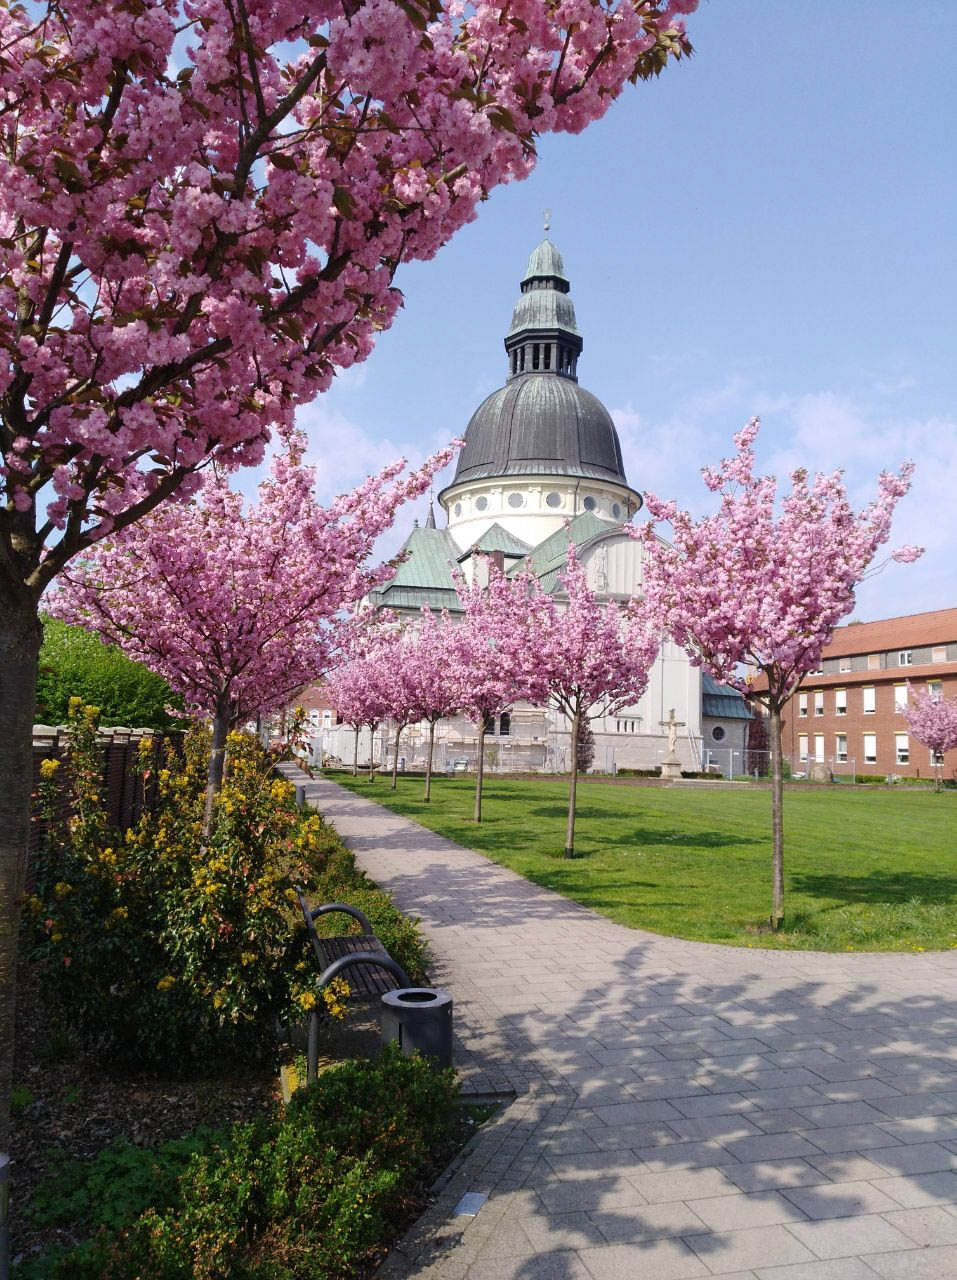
[49,436,453,826]
[904,684,957,790]
[637,418,921,927]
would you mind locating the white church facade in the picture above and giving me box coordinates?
[315,237,751,776]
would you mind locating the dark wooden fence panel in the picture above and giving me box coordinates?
[28,725,183,888]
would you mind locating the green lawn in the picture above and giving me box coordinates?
[330,773,957,952]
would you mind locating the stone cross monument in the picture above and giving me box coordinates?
[659,707,685,780]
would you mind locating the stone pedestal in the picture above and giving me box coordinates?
[660,756,682,780]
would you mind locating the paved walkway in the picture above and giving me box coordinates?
[295,771,957,1280]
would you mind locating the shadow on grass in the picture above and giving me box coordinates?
[791,870,957,905]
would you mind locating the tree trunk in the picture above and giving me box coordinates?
[368,722,377,781]
[564,708,581,858]
[202,700,230,840]
[0,590,43,1170]
[424,719,436,801]
[391,721,406,790]
[473,718,486,823]
[769,702,785,929]
[352,726,359,777]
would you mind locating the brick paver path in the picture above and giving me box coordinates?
[295,771,957,1280]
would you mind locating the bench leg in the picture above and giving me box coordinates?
[307,1009,319,1086]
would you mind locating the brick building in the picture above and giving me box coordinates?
[778,607,957,780]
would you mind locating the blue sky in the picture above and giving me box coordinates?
[290,0,956,621]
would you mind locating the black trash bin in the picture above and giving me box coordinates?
[381,988,453,1068]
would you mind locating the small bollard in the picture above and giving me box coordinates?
[294,784,306,808]
[381,988,453,1069]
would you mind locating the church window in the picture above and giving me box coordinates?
[454,502,462,517]
[711,725,726,742]
[475,496,488,512]
[543,344,551,370]
[507,492,524,508]
[482,711,495,735]
[612,503,621,519]
[511,350,517,375]
[583,496,597,511]
[499,712,511,737]
[532,343,540,369]
[545,491,562,508]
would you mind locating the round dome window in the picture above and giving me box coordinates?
[545,492,562,508]
[454,502,462,517]
[475,496,488,512]
[612,503,622,519]
[711,725,726,742]
[583,496,597,511]
[507,492,524,508]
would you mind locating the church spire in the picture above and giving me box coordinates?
[504,236,582,381]
[425,501,436,529]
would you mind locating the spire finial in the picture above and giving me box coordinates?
[543,207,551,234]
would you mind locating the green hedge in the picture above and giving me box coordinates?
[17,1048,458,1280]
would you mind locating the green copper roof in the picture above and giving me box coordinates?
[381,525,458,591]
[509,510,609,592]
[701,671,753,720]
[506,288,579,340]
[459,522,531,560]
[522,239,570,288]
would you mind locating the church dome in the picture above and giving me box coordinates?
[443,236,633,492]
[453,375,627,484]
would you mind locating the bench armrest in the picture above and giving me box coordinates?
[310,901,374,935]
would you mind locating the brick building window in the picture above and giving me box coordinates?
[895,734,909,765]
[798,693,808,717]
[894,684,908,713]
[867,654,881,670]
[898,650,913,666]
[798,734,808,762]
[814,734,825,762]
[863,733,877,764]
[932,646,947,663]
[863,686,876,714]
[839,658,852,672]
[835,689,847,715]
[814,691,824,717]
[928,680,942,696]
[836,734,848,763]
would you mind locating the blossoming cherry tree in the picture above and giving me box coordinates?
[537,548,658,857]
[51,439,452,832]
[905,685,957,791]
[638,418,922,929]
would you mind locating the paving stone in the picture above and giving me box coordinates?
[628,1166,741,1203]
[684,1224,817,1271]
[687,1191,808,1231]
[861,1244,957,1278]
[722,1160,829,1193]
[804,1125,905,1155]
[786,1213,915,1258]
[870,1170,957,1208]
[520,1211,608,1251]
[591,1201,711,1243]
[578,1239,710,1280]
[780,1181,904,1220]
[882,1206,957,1246]
[536,1176,649,1214]
[866,1144,957,1176]
[754,1261,886,1279]
[468,1250,593,1280]
[721,1133,823,1163]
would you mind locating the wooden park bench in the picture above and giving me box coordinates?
[294,886,411,1083]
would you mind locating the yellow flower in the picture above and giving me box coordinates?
[111,906,128,920]
[51,932,63,943]
[298,991,317,1011]
[39,758,60,779]
[156,975,176,992]
[240,952,257,966]
[53,882,72,898]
